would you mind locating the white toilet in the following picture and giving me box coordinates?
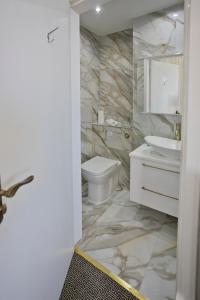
[82,156,121,205]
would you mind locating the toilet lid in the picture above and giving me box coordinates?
[82,156,119,176]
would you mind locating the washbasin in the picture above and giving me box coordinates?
[145,136,181,159]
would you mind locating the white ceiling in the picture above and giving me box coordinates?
[80,0,184,36]
[19,0,69,12]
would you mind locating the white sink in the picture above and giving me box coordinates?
[145,136,181,159]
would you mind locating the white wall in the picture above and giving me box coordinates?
[177,0,200,299]
[0,0,75,299]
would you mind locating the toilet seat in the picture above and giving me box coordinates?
[82,156,120,177]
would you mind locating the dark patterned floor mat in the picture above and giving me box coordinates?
[59,247,147,300]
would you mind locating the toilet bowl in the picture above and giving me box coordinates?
[82,156,121,205]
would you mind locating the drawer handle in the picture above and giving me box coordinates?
[142,186,179,200]
[142,163,180,174]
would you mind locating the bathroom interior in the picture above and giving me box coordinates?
[78,1,184,299]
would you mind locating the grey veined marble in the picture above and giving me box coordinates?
[80,4,182,300]
[79,189,178,300]
[81,4,184,188]
[132,4,184,146]
[69,0,78,4]
[81,27,134,187]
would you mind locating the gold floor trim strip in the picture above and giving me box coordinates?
[75,247,148,300]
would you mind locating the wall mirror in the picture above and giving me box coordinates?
[136,54,183,115]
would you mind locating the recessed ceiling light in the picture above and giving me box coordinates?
[95,5,102,14]
[173,13,179,18]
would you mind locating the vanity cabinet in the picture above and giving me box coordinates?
[130,144,180,217]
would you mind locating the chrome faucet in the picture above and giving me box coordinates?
[175,122,181,141]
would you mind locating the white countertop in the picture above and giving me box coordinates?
[129,144,181,168]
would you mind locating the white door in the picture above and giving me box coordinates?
[0,0,76,299]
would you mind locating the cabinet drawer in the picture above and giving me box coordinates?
[140,185,178,217]
[141,162,180,199]
[130,158,180,217]
[130,145,180,217]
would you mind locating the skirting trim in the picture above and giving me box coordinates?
[75,246,148,300]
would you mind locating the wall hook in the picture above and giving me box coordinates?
[47,27,59,43]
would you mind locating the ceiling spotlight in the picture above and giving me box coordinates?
[95,5,102,14]
[173,13,179,18]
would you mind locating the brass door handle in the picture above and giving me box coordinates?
[0,175,34,198]
[0,175,34,224]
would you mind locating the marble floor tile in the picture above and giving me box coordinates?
[119,233,158,268]
[140,249,177,300]
[79,189,177,300]
[96,203,138,225]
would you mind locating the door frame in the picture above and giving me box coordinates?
[70,1,200,298]
[70,8,82,243]
[176,0,200,299]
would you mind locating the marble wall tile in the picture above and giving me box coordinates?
[105,127,133,152]
[99,30,133,75]
[81,124,95,160]
[98,30,133,128]
[133,4,184,142]
[133,5,184,59]
[69,0,77,4]
[81,27,133,187]
[81,28,100,125]
[99,69,133,124]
